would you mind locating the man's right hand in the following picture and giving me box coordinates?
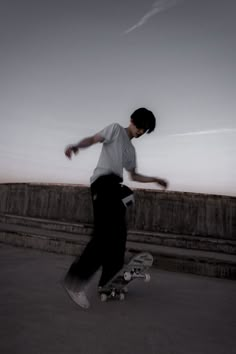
[156,178,169,190]
[64,145,79,159]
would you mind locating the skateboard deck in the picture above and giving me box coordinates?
[98,252,153,301]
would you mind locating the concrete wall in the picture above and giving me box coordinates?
[0,183,235,240]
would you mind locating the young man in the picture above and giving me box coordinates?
[63,107,168,308]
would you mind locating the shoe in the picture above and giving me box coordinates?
[64,286,90,309]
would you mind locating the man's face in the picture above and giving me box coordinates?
[132,124,145,138]
[131,122,146,138]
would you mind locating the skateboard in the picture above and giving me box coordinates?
[98,252,153,302]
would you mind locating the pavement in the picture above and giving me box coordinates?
[0,244,236,354]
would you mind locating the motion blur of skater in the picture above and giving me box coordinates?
[63,107,168,308]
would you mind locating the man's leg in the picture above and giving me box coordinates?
[63,182,107,308]
[63,235,104,309]
[64,235,102,290]
[98,197,127,287]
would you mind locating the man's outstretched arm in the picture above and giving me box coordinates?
[129,169,168,189]
[65,134,104,159]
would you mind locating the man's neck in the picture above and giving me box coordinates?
[125,127,133,140]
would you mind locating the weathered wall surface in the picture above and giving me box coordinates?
[0,183,235,239]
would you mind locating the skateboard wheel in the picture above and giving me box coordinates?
[144,274,151,282]
[100,294,108,302]
[119,293,125,301]
[124,271,132,281]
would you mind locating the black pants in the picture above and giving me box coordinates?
[65,174,127,288]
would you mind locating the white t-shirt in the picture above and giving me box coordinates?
[90,123,136,184]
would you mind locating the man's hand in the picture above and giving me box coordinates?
[129,170,169,189]
[64,145,79,159]
[155,178,169,190]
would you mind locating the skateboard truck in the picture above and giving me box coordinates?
[100,291,126,302]
[124,270,151,282]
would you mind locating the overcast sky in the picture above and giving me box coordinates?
[1,0,235,196]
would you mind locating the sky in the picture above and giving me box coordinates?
[1,0,235,196]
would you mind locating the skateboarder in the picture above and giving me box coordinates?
[63,107,168,308]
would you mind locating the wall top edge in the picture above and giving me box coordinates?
[0,183,235,200]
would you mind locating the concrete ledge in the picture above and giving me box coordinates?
[0,183,235,239]
[0,214,235,254]
[0,214,236,280]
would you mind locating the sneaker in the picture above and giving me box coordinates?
[64,286,90,309]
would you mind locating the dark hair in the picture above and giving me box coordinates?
[130,107,156,134]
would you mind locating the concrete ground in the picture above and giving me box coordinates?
[0,244,236,354]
